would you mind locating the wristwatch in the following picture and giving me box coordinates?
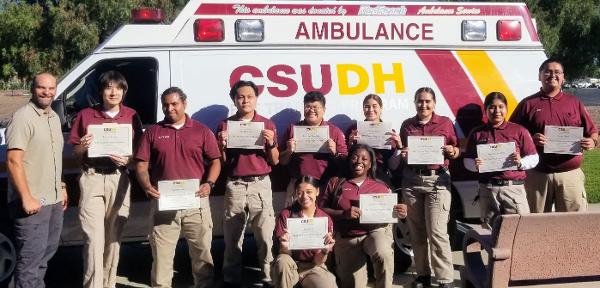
[206,180,215,190]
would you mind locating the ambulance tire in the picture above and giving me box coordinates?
[449,187,464,251]
[0,232,16,286]
[393,221,412,273]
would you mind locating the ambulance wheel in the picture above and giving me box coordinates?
[393,220,412,273]
[449,186,464,251]
[0,232,16,284]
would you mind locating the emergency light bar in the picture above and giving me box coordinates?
[131,8,164,23]
[497,20,521,41]
[462,20,486,41]
[235,19,264,42]
[194,19,224,42]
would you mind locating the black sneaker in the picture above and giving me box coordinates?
[411,276,432,288]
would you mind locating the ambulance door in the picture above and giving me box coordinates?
[53,51,169,245]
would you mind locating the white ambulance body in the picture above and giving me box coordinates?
[1,0,547,245]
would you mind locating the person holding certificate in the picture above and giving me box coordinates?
[272,176,336,288]
[68,71,142,288]
[399,87,459,288]
[217,80,278,287]
[135,87,221,288]
[346,94,402,188]
[510,58,598,213]
[318,144,407,288]
[280,91,348,206]
[463,92,539,229]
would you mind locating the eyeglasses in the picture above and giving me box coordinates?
[304,105,323,112]
[542,70,564,76]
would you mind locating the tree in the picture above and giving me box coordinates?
[526,0,600,78]
[0,0,186,88]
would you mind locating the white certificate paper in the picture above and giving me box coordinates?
[357,121,393,150]
[476,142,517,173]
[226,121,264,149]
[158,179,209,211]
[360,193,398,224]
[407,136,445,165]
[87,123,132,158]
[293,126,329,153]
[544,125,583,155]
[287,217,328,250]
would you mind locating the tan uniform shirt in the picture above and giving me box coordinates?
[6,101,64,205]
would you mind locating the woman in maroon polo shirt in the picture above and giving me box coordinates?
[68,70,142,288]
[272,176,337,288]
[399,87,459,288]
[346,94,402,188]
[463,92,538,229]
[318,144,407,288]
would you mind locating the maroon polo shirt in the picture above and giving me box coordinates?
[317,177,391,237]
[135,116,221,184]
[68,105,143,168]
[345,121,395,171]
[274,202,334,263]
[510,90,597,172]
[400,113,458,170]
[281,120,348,180]
[217,112,277,177]
[464,121,537,181]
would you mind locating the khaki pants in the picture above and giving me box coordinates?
[334,226,394,288]
[223,176,275,283]
[525,168,587,213]
[79,169,130,288]
[478,183,530,229]
[271,254,337,288]
[402,169,453,284]
[150,204,214,288]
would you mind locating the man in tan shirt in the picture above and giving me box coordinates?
[6,73,67,288]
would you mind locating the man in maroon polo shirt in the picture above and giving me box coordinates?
[279,91,348,207]
[510,58,598,213]
[217,80,278,288]
[135,87,221,288]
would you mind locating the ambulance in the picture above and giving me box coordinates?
[0,0,547,278]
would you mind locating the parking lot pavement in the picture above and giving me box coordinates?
[44,239,463,288]
[41,204,600,288]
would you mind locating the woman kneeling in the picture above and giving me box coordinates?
[272,176,337,288]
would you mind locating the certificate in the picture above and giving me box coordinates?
[357,121,393,150]
[157,179,209,211]
[293,126,329,153]
[87,123,132,158]
[287,217,328,250]
[476,142,517,173]
[226,120,264,149]
[544,125,583,155]
[407,136,445,165]
[360,193,398,224]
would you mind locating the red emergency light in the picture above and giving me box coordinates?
[194,19,224,42]
[131,8,164,23]
[497,20,521,41]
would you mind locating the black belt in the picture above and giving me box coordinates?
[230,175,268,182]
[85,166,125,175]
[479,179,524,186]
[409,167,446,176]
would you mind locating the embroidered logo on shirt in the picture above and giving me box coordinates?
[158,135,170,140]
